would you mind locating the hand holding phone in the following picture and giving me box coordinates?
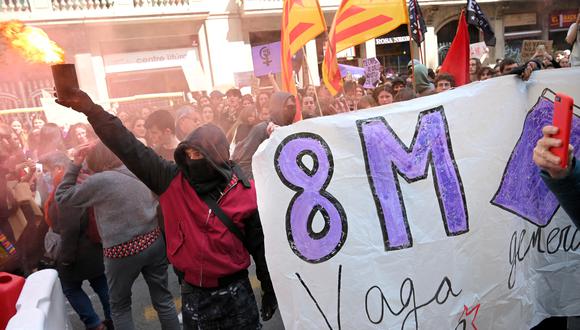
[550,93,574,168]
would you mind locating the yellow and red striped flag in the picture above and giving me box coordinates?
[281,0,326,122]
[322,0,408,95]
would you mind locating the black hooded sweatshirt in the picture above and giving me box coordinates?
[81,105,273,290]
[232,92,295,179]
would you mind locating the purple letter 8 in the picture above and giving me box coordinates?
[274,133,347,263]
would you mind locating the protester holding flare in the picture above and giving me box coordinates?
[55,89,277,329]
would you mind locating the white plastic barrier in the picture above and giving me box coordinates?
[6,269,69,330]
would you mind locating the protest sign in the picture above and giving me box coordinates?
[251,42,282,77]
[521,40,553,62]
[470,41,488,59]
[253,68,580,329]
[233,71,254,88]
[338,64,365,80]
[41,97,88,127]
[363,57,381,88]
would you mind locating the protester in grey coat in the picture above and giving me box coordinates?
[56,142,179,330]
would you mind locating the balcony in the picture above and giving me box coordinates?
[240,0,508,15]
[242,0,339,14]
[0,0,209,23]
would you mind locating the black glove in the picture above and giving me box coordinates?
[260,290,278,321]
[54,88,96,114]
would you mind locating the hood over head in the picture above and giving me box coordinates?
[413,64,433,94]
[174,123,232,182]
[269,92,295,126]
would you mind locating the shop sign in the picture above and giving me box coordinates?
[104,48,196,73]
[550,10,578,29]
[375,36,411,45]
[504,13,537,27]
[521,40,553,62]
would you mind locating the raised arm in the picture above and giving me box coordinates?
[566,19,578,45]
[55,163,99,208]
[56,90,178,195]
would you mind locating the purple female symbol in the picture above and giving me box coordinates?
[274,133,348,263]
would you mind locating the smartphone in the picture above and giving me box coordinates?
[550,93,574,168]
[35,163,43,173]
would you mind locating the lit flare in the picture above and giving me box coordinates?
[0,20,64,64]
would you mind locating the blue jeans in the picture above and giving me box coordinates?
[61,273,111,328]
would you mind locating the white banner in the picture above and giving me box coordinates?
[253,68,580,329]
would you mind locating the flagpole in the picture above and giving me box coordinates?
[302,46,325,117]
[406,16,417,93]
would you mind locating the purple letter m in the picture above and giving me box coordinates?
[357,107,469,251]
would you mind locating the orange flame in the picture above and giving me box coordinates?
[0,20,64,64]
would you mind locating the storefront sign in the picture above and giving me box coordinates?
[521,40,553,62]
[375,36,411,45]
[103,48,196,73]
[504,13,537,27]
[252,69,580,329]
[251,41,282,77]
[550,10,578,29]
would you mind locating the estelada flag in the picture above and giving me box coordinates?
[281,0,326,121]
[439,10,470,87]
[322,0,408,95]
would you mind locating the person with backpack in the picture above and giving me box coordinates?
[55,89,277,329]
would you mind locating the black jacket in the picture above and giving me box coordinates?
[50,200,104,282]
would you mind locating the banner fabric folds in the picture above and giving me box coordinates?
[252,68,580,329]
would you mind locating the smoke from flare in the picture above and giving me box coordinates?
[0,21,64,64]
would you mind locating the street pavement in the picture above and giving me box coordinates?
[66,263,285,329]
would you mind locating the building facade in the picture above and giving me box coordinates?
[0,0,579,111]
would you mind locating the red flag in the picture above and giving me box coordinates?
[439,10,470,87]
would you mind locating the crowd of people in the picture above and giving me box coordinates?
[0,23,579,330]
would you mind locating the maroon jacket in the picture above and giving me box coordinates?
[85,105,272,290]
[161,172,255,287]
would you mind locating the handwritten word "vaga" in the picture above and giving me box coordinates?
[274,107,469,263]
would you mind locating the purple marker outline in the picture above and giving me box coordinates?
[274,132,348,263]
[491,94,580,227]
[357,107,469,251]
